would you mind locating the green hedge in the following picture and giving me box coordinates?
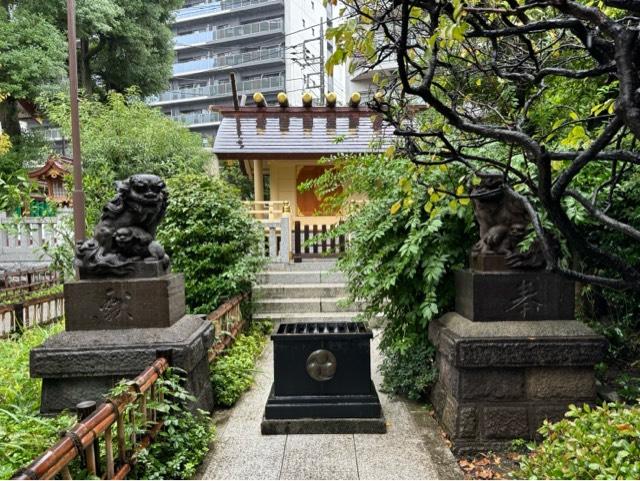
[0,325,216,480]
[515,402,640,480]
[158,174,265,314]
[210,321,271,407]
[126,371,214,480]
[0,324,74,479]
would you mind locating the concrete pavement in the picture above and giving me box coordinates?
[198,331,462,480]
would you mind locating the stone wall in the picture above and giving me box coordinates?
[429,312,607,453]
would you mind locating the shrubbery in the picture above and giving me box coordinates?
[515,402,640,480]
[158,174,265,314]
[210,320,272,407]
[0,324,74,479]
[301,153,474,399]
[0,325,215,480]
[46,90,209,228]
[127,371,215,480]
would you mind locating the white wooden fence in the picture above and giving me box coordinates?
[0,293,64,338]
[261,215,290,263]
[0,210,71,264]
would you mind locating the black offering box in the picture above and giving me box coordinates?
[261,321,386,434]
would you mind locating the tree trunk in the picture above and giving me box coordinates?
[0,98,21,138]
[79,38,93,95]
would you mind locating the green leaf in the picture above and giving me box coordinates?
[385,145,396,158]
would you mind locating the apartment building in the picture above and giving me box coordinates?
[284,0,346,103]
[148,0,337,146]
[19,1,365,160]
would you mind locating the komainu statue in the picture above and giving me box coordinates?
[470,172,547,270]
[75,174,170,278]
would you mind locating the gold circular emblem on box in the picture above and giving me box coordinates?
[306,349,337,381]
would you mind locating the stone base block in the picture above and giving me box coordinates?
[64,274,186,331]
[79,259,169,280]
[470,253,511,272]
[31,315,213,415]
[261,415,387,435]
[455,270,575,321]
[263,382,383,420]
[429,313,606,453]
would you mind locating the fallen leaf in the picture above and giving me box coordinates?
[476,467,494,479]
[507,452,521,461]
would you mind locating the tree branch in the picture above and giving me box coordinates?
[566,189,640,242]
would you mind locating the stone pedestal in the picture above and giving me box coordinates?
[78,258,169,280]
[31,315,214,415]
[429,312,607,453]
[64,274,186,331]
[455,270,575,322]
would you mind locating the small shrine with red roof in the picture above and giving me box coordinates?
[28,154,72,206]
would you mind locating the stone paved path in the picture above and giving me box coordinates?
[199,331,462,480]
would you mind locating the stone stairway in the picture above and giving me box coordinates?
[252,260,364,325]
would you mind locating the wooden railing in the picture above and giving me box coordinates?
[261,217,290,263]
[11,293,250,480]
[293,221,347,262]
[0,268,64,337]
[0,291,65,338]
[13,357,169,480]
[1,268,61,297]
[243,201,290,220]
[207,292,249,360]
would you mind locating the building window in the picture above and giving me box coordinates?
[311,27,315,36]
[311,1,314,9]
[302,19,306,27]
[52,181,65,198]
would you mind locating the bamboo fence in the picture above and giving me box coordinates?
[11,292,250,480]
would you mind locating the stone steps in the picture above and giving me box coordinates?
[253,311,362,324]
[256,271,345,284]
[265,260,337,272]
[253,297,364,314]
[253,283,348,299]
[253,261,364,324]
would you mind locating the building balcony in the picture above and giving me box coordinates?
[173,57,217,75]
[174,2,221,22]
[174,19,282,50]
[148,83,232,105]
[215,18,283,44]
[237,75,284,94]
[171,111,221,127]
[174,30,216,48]
[216,46,284,70]
[174,0,283,24]
[172,47,283,76]
[147,74,284,105]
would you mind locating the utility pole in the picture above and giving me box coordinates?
[66,0,86,247]
[298,18,328,104]
[319,19,325,104]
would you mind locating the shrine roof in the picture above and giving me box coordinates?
[212,106,395,160]
[28,155,72,180]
